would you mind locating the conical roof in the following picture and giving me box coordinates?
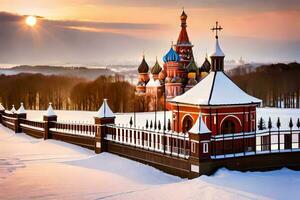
[151,58,162,74]
[17,102,26,114]
[44,103,56,116]
[189,113,211,134]
[95,99,115,118]
[170,71,262,106]
[211,38,225,57]
[138,56,149,73]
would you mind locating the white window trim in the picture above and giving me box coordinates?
[203,142,209,153]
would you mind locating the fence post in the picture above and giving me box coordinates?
[14,113,27,133]
[94,99,115,154]
[43,103,57,140]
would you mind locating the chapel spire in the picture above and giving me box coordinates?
[175,9,194,66]
[210,21,225,71]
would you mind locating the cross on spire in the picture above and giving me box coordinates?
[211,21,223,39]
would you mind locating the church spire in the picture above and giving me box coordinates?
[210,21,225,71]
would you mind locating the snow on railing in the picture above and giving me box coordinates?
[19,119,45,131]
[50,122,97,138]
[105,124,190,159]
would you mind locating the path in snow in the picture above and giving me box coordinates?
[0,124,300,199]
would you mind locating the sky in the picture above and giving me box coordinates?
[0,0,300,66]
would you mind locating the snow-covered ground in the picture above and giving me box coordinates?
[1,122,300,199]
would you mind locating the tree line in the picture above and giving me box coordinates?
[0,73,135,112]
[230,62,300,108]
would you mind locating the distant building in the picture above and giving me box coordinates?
[135,10,211,110]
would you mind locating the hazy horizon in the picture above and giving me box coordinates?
[0,0,300,65]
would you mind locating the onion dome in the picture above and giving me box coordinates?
[163,47,180,63]
[151,58,162,74]
[138,56,149,73]
[158,69,166,80]
[186,59,198,73]
[200,57,211,73]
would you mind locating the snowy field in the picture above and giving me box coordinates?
[26,107,299,130]
[1,108,299,199]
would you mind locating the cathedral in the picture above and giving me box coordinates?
[135,10,211,110]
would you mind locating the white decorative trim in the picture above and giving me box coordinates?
[191,164,200,173]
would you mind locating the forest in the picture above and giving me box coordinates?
[230,62,300,108]
[0,73,135,112]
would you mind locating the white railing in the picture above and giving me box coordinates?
[105,124,190,159]
[211,129,300,159]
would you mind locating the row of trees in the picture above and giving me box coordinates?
[258,117,300,130]
[230,62,300,108]
[0,73,135,112]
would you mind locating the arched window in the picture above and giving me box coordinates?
[221,119,236,134]
[182,115,193,133]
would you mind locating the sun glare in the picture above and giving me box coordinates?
[25,16,37,27]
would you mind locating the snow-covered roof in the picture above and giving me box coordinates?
[170,71,262,106]
[189,113,211,134]
[0,103,5,111]
[17,102,26,114]
[95,99,115,118]
[44,103,57,116]
[211,38,225,57]
[147,77,161,87]
[10,105,16,113]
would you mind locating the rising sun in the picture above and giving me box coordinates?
[25,16,37,27]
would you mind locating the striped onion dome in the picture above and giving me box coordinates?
[163,47,180,63]
[138,56,149,73]
[151,58,162,74]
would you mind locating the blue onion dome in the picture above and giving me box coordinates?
[138,56,149,73]
[163,47,180,63]
[151,58,162,74]
[199,57,211,73]
[186,58,198,73]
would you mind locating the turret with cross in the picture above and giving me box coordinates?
[210,21,225,71]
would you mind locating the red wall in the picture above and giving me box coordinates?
[171,104,257,135]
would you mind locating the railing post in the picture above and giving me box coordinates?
[0,104,5,124]
[94,99,115,154]
[43,103,57,140]
[14,113,27,133]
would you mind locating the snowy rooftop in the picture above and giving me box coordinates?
[10,105,16,114]
[95,99,115,118]
[0,103,4,111]
[211,38,225,57]
[170,71,262,106]
[189,114,211,134]
[17,103,26,114]
[44,103,56,117]
[147,77,161,87]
